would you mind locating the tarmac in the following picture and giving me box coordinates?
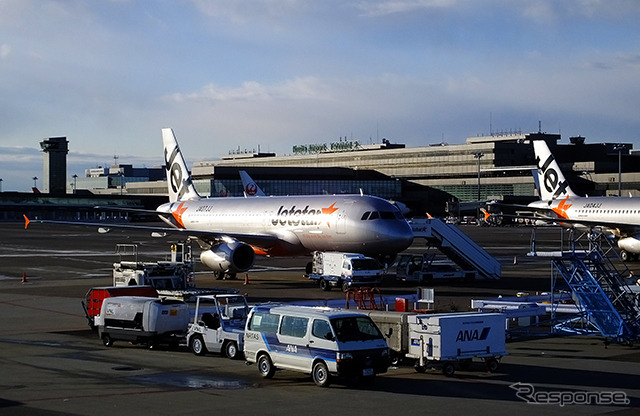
[0,221,639,415]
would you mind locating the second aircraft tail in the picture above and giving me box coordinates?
[532,140,578,201]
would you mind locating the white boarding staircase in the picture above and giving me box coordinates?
[410,218,501,279]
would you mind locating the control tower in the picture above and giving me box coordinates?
[40,137,69,194]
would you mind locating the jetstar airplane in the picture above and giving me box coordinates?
[26,129,414,278]
[527,139,640,261]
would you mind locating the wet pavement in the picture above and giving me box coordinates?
[0,222,639,415]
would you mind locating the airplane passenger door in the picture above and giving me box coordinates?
[337,211,346,234]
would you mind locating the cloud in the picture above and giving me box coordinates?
[354,0,458,16]
[0,44,10,59]
[164,77,329,104]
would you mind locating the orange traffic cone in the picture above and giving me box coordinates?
[244,273,250,285]
[21,272,28,283]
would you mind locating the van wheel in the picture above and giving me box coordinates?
[312,361,331,387]
[224,341,239,359]
[319,279,331,291]
[258,353,275,379]
[190,335,207,356]
[101,334,113,347]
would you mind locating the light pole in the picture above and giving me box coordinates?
[0,178,3,193]
[474,152,484,220]
[613,144,624,196]
[72,174,78,194]
[32,176,38,189]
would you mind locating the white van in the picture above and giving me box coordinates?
[243,305,390,387]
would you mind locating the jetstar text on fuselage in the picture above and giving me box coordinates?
[271,204,336,227]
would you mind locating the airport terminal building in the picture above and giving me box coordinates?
[184,132,640,216]
[3,131,640,220]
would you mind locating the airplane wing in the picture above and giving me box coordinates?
[23,215,279,248]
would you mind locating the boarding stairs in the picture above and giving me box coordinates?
[549,233,640,341]
[410,218,501,279]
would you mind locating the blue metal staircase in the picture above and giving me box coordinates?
[550,234,640,341]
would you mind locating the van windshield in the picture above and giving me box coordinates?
[330,316,383,342]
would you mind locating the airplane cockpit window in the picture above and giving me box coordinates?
[368,211,380,220]
[380,211,395,220]
[361,212,370,221]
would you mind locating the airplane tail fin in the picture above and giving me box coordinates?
[532,140,578,201]
[239,170,266,197]
[162,128,201,203]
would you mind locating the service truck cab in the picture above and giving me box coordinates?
[186,294,249,359]
[244,305,390,387]
[307,251,382,292]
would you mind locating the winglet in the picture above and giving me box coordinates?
[23,214,30,229]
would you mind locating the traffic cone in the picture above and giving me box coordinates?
[244,273,250,285]
[21,272,28,283]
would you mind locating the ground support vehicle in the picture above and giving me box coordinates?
[364,310,417,365]
[306,251,382,292]
[97,296,189,349]
[396,253,476,283]
[82,285,159,329]
[186,294,250,359]
[112,243,238,301]
[405,312,507,376]
[244,305,390,387]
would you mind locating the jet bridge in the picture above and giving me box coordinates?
[409,218,501,279]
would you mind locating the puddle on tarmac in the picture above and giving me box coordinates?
[128,372,249,390]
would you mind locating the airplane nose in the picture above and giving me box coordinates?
[381,221,414,252]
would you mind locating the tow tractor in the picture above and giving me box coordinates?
[186,294,250,359]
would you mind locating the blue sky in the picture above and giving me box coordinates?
[1,0,640,191]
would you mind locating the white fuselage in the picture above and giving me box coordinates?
[158,194,414,257]
[529,196,640,234]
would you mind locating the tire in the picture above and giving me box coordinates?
[390,352,401,366]
[224,341,239,359]
[621,250,630,262]
[312,361,331,387]
[101,334,113,347]
[258,353,275,379]
[341,280,350,293]
[414,361,426,373]
[189,335,207,356]
[319,279,331,291]
[442,362,455,377]
[485,358,499,372]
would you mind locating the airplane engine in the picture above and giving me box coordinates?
[200,241,255,273]
[617,236,640,262]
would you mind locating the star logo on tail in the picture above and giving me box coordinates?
[552,196,572,220]
[172,202,188,228]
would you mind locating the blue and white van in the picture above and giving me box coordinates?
[243,305,390,387]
